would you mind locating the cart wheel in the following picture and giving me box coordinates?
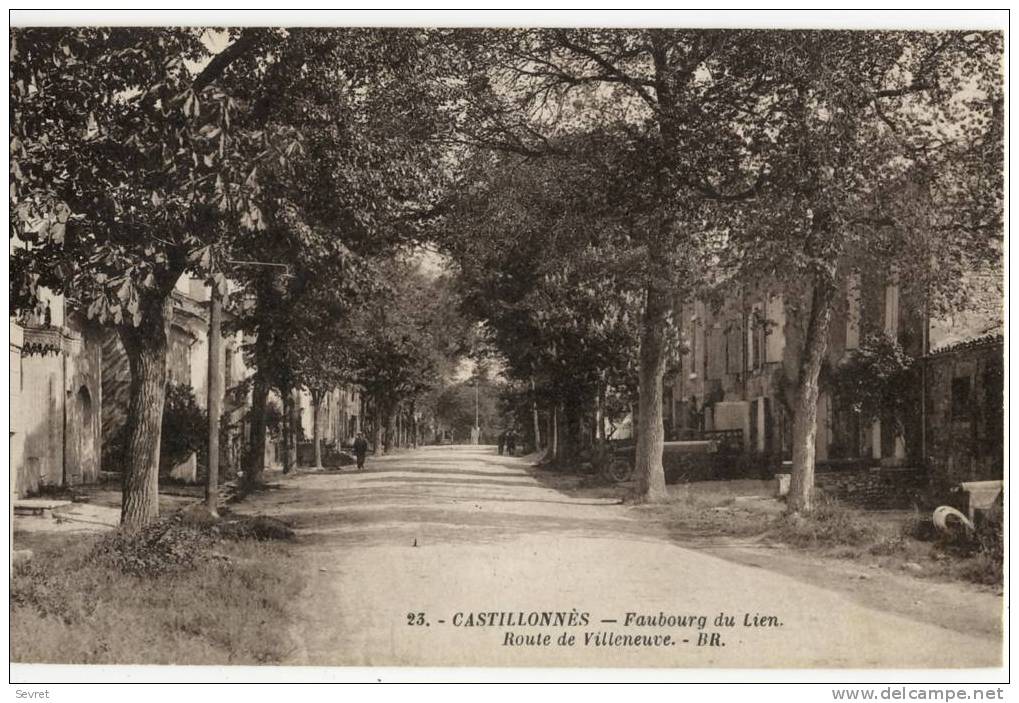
[607,456,633,483]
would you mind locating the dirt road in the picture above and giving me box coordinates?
[239,446,1002,668]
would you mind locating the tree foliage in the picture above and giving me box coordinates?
[9,27,306,526]
[337,259,472,450]
[9,26,1002,521]
[713,30,1002,511]
[9,27,296,320]
[832,333,917,425]
[441,145,646,460]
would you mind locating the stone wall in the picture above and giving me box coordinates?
[64,319,103,486]
[815,467,927,510]
[10,322,25,495]
[924,337,1003,490]
[669,272,928,466]
[14,313,103,495]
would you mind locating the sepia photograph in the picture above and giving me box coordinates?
[7,9,1006,687]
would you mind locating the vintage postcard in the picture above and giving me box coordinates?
[8,9,1006,686]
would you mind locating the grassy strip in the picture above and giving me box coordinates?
[653,491,1003,587]
[11,511,304,665]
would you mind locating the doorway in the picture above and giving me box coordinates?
[70,385,96,484]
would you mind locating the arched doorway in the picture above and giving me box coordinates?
[70,385,96,484]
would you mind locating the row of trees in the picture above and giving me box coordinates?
[10,28,470,527]
[10,27,1001,526]
[438,29,1002,510]
[442,149,643,462]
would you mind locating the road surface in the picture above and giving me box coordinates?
[240,446,1001,668]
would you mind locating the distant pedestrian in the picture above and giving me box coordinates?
[497,431,506,455]
[353,432,369,471]
[505,430,516,456]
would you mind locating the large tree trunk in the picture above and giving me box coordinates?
[312,391,323,469]
[631,402,639,446]
[530,377,541,451]
[385,406,397,453]
[559,398,584,466]
[552,404,560,463]
[245,371,269,485]
[373,397,387,456]
[543,407,554,461]
[634,282,670,502]
[787,274,839,514]
[117,294,173,529]
[281,388,293,474]
[288,387,300,469]
[594,381,606,443]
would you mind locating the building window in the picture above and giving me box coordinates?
[749,303,765,370]
[724,327,731,375]
[983,363,1003,445]
[707,326,724,380]
[765,294,785,363]
[725,319,742,375]
[688,318,697,379]
[951,376,972,422]
[884,279,900,340]
[224,348,234,389]
[846,274,861,350]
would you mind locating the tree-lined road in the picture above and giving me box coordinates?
[238,446,1001,668]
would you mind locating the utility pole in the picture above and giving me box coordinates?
[205,279,223,516]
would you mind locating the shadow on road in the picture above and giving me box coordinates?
[355,466,527,480]
[237,445,1003,651]
[357,475,538,489]
[244,447,663,551]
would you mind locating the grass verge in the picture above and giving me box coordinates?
[11,510,304,665]
[653,492,1003,587]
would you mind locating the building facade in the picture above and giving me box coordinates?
[668,268,918,465]
[10,290,103,496]
[296,385,363,449]
[101,275,256,482]
[667,267,1003,489]
[924,334,1004,489]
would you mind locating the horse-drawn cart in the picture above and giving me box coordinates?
[592,429,745,483]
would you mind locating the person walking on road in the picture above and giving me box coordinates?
[353,432,369,471]
[505,430,516,457]
[497,430,506,455]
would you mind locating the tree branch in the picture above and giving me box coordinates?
[192,29,263,92]
[552,31,659,111]
[688,169,769,202]
[873,82,934,99]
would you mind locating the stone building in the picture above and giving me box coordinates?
[923,269,1004,487]
[667,267,923,467]
[100,273,367,480]
[294,385,365,465]
[666,265,1003,498]
[101,275,254,482]
[924,334,1004,489]
[10,289,103,497]
[296,385,363,449]
[11,264,371,495]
